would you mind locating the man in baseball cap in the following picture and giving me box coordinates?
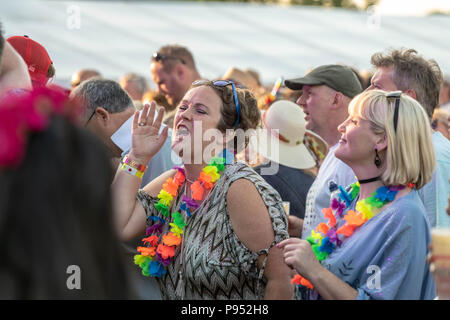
[7,35,54,88]
[284,64,362,239]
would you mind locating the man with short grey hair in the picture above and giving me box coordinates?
[71,78,176,185]
[71,78,178,300]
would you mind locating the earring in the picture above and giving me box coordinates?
[374,148,382,168]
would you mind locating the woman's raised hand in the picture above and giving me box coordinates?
[129,101,169,165]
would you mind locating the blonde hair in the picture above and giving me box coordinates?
[348,90,435,189]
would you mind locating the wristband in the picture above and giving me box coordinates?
[121,163,145,179]
[123,155,147,172]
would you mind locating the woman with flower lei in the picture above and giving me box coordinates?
[112,80,294,299]
[278,90,437,300]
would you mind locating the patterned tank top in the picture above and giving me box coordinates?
[136,161,289,300]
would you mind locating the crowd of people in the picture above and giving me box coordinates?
[0,20,449,300]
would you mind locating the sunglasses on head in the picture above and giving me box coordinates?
[386,90,402,133]
[192,79,240,128]
[152,52,186,65]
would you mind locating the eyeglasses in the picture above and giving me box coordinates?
[152,52,186,65]
[192,79,240,127]
[386,91,402,133]
[85,108,96,127]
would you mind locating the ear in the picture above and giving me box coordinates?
[374,134,388,153]
[403,88,417,100]
[94,107,110,126]
[330,92,344,110]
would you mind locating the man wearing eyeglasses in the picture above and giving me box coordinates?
[367,48,450,229]
[150,44,201,109]
[70,78,178,300]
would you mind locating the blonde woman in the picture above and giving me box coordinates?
[278,90,436,300]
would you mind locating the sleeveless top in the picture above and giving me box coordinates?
[136,161,289,300]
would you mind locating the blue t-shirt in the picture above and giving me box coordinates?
[306,190,436,300]
[418,132,450,228]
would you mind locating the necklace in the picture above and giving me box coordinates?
[292,182,404,289]
[133,156,226,278]
[358,176,381,184]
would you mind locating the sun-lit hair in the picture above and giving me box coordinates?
[348,90,435,189]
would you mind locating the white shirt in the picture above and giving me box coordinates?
[302,143,356,239]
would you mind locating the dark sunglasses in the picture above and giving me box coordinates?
[192,79,240,127]
[152,52,185,65]
[386,91,402,133]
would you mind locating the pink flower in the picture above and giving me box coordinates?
[331,198,346,217]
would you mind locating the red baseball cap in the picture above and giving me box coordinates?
[7,35,53,87]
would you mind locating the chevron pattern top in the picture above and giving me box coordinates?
[137,161,289,299]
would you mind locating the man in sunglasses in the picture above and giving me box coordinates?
[150,44,201,110]
[367,48,450,229]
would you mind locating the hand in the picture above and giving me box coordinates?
[129,102,169,165]
[288,216,303,238]
[277,238,321,279]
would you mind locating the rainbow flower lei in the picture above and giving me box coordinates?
[134,156,226,277]
[292,182,404,289]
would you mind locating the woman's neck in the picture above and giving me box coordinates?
[352,165,384,199]
[183,163,207,183]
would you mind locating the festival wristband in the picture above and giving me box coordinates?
[121,163,145,178]
[123,155,147,172]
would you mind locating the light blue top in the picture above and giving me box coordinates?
[310,190,436,300]
[417,132,450,228]
[111,115,180,187]
[302,143,356,239]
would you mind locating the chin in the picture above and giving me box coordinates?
[334,145,349,163]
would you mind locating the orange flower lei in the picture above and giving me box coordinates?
[134,157,226,277]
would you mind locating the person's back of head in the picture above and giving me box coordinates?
[71,68,102,90]
[0,87,133,299]
[119,72,149,101]
[6,35,54,88]
[370,48,442,119]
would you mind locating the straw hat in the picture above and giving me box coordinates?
[251,100,328,169]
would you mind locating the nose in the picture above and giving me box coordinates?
[176,106,193,122]
[364,84,374,92]
[337,119,348,133]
